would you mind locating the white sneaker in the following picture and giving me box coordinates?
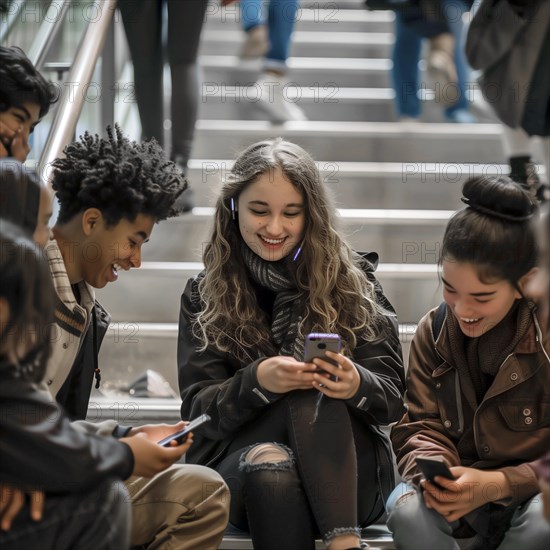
[240,25,269,59]
[252,73,308,123]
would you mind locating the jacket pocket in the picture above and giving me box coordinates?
[499,402,550,431]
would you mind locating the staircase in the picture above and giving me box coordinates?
[91,2,509,547]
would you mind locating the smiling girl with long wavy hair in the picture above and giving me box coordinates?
[178,138,405,550]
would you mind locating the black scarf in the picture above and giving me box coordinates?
[240,241,304,359]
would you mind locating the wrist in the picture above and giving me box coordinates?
[487,471,512,502]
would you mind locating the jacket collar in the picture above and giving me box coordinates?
[434,300,543,366]
[45,237,95,314]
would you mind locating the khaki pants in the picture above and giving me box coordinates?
[126,464,230,550]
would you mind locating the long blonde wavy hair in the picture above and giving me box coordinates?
[194,138,388,362]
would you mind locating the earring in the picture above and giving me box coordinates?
[230,197,236,220]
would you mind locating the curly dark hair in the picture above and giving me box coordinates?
[0,46,58,118]
[51,124,187,225]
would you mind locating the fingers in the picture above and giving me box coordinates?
[0,120,17,143]
[0,488,24,531]
[29,491,44,522]
[8,131,30,163]
[0,141,9,158]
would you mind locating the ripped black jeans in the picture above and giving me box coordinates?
[215,390,384,550]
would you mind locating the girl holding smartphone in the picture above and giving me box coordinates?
[387,176,550,549]
[177,139,405,550]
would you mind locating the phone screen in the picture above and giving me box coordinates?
[157,414,211,447]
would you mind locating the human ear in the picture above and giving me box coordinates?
[81,208,103,236]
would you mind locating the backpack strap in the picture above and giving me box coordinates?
[432,302,447,342]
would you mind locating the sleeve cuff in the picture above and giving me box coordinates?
[112,424,133,439]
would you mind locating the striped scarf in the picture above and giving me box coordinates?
[240,241,305,359]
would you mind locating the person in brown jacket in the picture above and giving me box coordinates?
[527,204,550,522]
[386,175,550,549]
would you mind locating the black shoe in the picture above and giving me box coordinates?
[172,155,194,213]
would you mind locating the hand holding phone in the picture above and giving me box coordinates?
[157,414,211,447]
[303,333,341,381]
[416,456,455,488]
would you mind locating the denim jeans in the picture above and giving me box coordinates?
[241,0,300,71]
[215,390,386,550]
[386,482,550,550]
[391,0,471,118]
[0,478,130,550]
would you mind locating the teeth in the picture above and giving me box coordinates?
[261,236,285,244]
[461,318,480,323]
[112,262,122,273]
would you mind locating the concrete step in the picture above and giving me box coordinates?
[191,120,505,163]
[198,86,495,123]
[200,55,392,88]
[95,261,441,324]
[187,159,508,209]
[204,6,394,33]
[95,321,417,402]
[200,29,394,58]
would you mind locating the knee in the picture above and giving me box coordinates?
[239,442,294,472]
[239,444,304,505]
[154,464,230,510]
[387,484,425,532]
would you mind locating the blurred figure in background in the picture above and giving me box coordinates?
[466,0,550,201]
[0,46,57,162]
[391,0,476,123]
[118,0,209,211]
[225,0,307,122]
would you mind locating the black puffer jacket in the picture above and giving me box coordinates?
[0,359,133,492]
[177,252,406,499]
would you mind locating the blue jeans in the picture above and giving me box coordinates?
[386,482,550,550]
[0,479,130,550]
[241,0,300,71]
[391,0,471,118]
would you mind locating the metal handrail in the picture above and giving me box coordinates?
[39,0,117,182]
[27,0,71,71]
[0,0,27,44]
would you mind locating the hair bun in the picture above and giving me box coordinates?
[461,175,536,222]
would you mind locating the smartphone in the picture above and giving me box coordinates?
[157,414,211,447]
[416,456,455,488]
[303,333,341,381]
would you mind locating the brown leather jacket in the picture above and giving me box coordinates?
[391,302,550,507]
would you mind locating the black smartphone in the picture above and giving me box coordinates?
[303,333,341,381]
[157,414,211,447]
[416,456,455,488]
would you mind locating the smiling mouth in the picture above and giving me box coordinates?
[460,317,482,325]
[259,235,286,245]
[112,262,127,276]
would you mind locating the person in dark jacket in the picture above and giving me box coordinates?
[0,222,131,549]
[178,138,406,550]
[466,0,550,201]
[42,125,230,550]
[387,175,550,549]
